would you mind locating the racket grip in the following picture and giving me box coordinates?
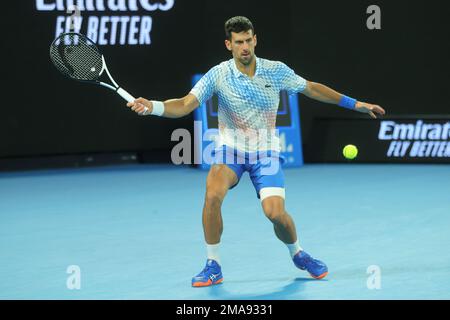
[117,88,135,103]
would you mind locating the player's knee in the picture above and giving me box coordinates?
[205,189,225,208]
[262,199,285,222]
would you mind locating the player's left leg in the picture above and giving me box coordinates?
[249,154,328,279]
[260,195,328,279]
[261,195,297,245]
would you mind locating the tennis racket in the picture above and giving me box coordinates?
[49,32,135,103]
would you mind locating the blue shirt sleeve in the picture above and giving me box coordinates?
[278,62,307,94]
[190,65,220,105]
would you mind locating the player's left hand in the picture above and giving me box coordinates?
[355,102,385,119]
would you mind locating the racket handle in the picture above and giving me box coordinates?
[117,88,135,103]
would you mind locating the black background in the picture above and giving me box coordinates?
[2,0,449,161]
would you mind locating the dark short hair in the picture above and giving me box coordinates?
[224,16,255,40]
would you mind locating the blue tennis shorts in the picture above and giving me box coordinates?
[213,145,285,199]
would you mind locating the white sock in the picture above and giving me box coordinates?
[206,243,221,265]
[286,240,302,258]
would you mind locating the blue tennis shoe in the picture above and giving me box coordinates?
[293,250,328,279]
[192,259,224,287]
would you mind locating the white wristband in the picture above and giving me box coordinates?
[151,101,165,116]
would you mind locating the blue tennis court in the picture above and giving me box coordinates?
[1,164,449,299]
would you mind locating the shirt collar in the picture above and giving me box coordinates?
[231,56,260,78]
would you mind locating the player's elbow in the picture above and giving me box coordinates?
[302,81,315,98]
[182,94,199,116]
[167,97,192,118]
[303,81,322,99]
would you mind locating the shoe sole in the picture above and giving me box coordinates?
[192,278,223,287]
[311,272,328,280]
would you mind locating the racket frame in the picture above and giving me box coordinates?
[50,32,136,103]
[98,55,135,102]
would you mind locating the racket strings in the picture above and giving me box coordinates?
[50,33,103,82]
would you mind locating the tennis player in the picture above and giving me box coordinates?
[127,16,385,287]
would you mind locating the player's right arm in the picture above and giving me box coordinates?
[126,94,200,118]
[126,65,220,118]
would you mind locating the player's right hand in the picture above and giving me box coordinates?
[126,97,153,116]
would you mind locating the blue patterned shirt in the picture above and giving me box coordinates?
[190,57,307,152]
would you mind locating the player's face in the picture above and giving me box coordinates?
[225,30,257,66]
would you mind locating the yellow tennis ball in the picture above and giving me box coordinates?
[343,144,358,160]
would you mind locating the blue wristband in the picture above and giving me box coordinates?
[338,95,357,110]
